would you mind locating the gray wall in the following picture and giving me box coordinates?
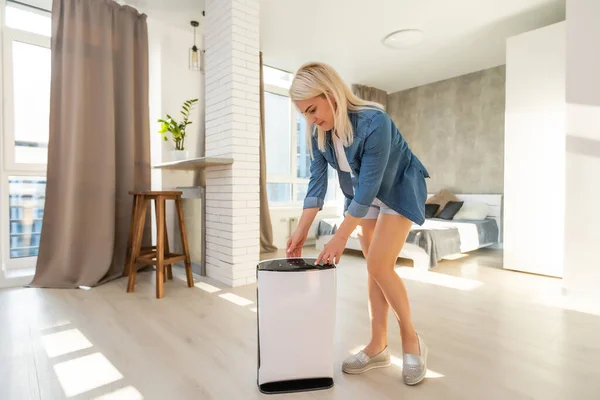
[387,66,505,194]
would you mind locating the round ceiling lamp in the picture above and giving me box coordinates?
[382,29,425,49]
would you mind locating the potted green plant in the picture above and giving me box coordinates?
[158,98,199,161]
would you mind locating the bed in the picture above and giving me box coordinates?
[314,194,502,270]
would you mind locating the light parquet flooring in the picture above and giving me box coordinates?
[2,247,600,400]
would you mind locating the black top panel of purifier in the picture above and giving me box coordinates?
[257,258,335,272]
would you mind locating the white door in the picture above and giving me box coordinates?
[504,22,566,278]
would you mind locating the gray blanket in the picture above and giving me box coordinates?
[406,226,461,268]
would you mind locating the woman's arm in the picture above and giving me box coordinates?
[346,112,392,218]
[314,113,391,265]
[335,213,361,240]
[297,207,320,235]
[302,136,329,211]
[286,207,319,257]
[287,135,329,258]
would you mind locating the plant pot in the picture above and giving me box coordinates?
[171,150,189,162]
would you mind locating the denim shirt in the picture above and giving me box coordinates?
[303,107,430,221]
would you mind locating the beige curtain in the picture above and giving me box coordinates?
[259,52,277,253]
[352,84,388,111]
[30,0,151,288]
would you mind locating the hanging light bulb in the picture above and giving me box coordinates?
[189,20,202,71]
[191,45,199,64]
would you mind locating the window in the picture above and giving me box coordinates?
[265,91,292,177]
[12,40,51,164]
[263,65,342,207]
[8,176,45,259]
[263,65,293,89]
[2,1,51,270]
[3,1,52,169]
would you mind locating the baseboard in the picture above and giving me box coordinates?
[0,274,34,288]
[192,261,205,277]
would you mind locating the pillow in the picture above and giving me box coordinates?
[452,202,490,220]
[425,203,439,218]
[426,189,460,217]
[437,201,464,220]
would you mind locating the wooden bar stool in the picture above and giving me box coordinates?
[125,190,194,298]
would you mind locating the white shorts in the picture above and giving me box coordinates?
[363,198,402,219]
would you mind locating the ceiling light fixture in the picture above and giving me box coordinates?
[382,29,425,49]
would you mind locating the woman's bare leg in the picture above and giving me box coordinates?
[356,219,388,357]
[367,214,419,355]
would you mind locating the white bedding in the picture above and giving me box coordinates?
[315,193,503,269]
[316,217,498,262]
[317,217,481,252]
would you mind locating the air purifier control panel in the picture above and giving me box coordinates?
[257,258,335,272]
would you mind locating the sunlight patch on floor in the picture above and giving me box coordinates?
[395,267,483,291]
[194,281,221,293]
[174,272,257,311]
[218,292,254,307]
[174,275,222,293]
[93,385,144,400]
[54,352,124,397]
[42,328,93,358]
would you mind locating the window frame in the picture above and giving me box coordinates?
[263,66,341,208]
[1,1,51,271]
[263,82,311,206]
[2,26,51,173]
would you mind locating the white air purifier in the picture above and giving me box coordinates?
[256,257,337,394]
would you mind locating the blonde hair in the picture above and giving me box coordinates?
[289,61,384,156]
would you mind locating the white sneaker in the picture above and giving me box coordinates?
[402,333,428,385]
[342,347,391,374]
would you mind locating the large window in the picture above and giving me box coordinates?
[263,66,341,206]
[2,1,51,270]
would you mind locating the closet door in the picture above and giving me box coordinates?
[503,22,565,278]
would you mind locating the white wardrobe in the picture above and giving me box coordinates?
[503,22,566,278]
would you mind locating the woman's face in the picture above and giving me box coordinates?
[294,95,335,132]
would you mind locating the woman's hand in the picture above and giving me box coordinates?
[315,233,348,265]
[314,213,360,265]
[286,227,308,258]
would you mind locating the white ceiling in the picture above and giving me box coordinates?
[22,0,565,93]
[117,0,205,29]
[260,0,566,93]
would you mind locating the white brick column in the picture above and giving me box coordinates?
[204,0,261,286]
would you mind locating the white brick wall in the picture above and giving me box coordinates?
[205,0,261,287]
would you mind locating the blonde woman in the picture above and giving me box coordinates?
[285,62,430,386]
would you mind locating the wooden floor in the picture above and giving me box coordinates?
[2,247,600,400]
